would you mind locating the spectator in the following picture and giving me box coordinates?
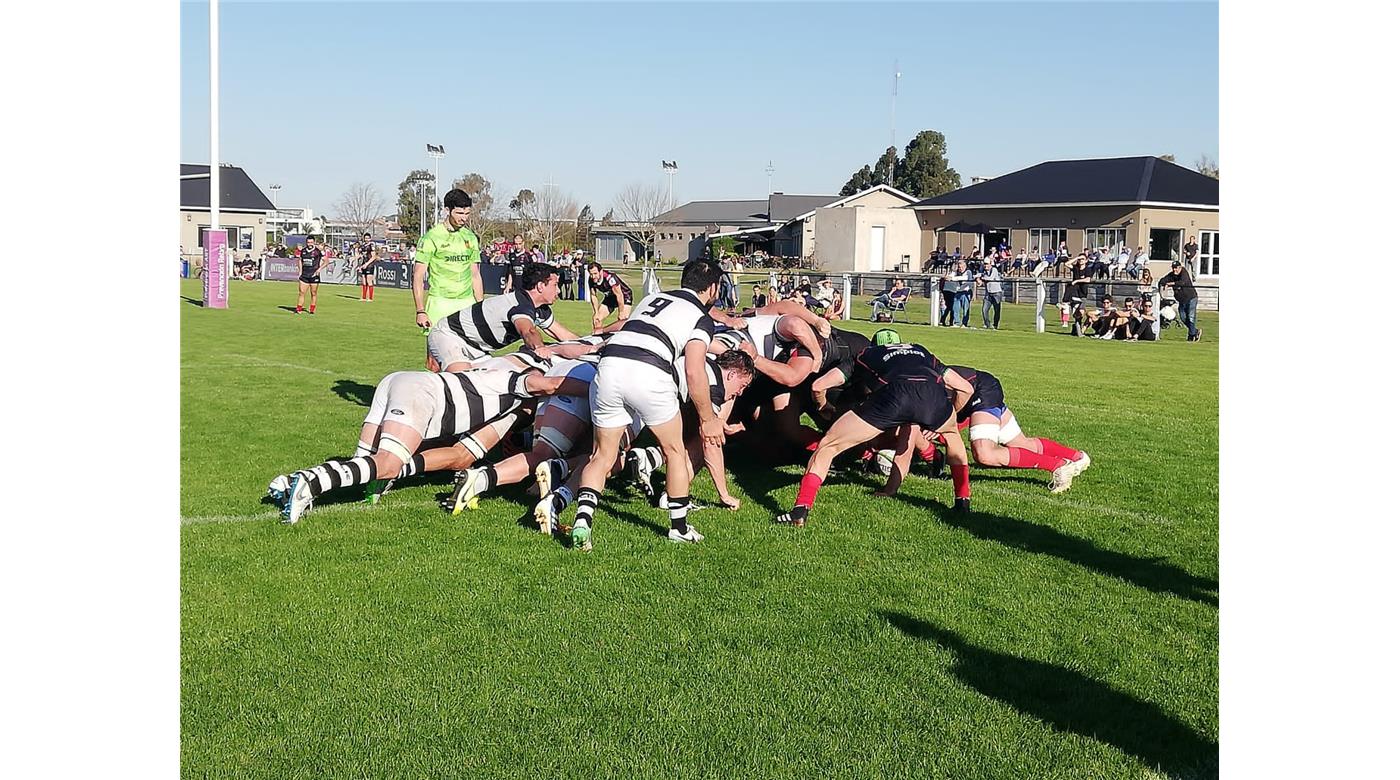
[945,259,974,327]
[924,249,939,273]
[1115,245,1132,278]
[752,284,768,309]
[1013,247,1027,275]
[824,288,847,321]
[869,278,910,322]
[1157,259,1201,341]
[1126,297,1158,341]
[1184,234,1199,271]
[1055,241,1071,276]
[1065,254,1091,334]
[558,255,575,299]
[938,274,956,326]
[978,262,1004,329]
[1129,246,1149,279]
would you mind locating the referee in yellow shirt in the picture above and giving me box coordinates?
[413,188,485,368]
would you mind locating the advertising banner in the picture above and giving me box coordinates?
[262,257,302,282]
[375,261,413,289]
[203,230,228,308]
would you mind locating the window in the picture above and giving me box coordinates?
[239,227,254,250]
[1027,228,1066,255]
[1084,228,1126,252]
[196,226,239,248]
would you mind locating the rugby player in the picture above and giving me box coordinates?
[353,232,378,301]
[426,262,579,372]
[413,189,485,363]
[775,329,975,527]
[269,360,567,524]
[940,364,1090,493]
[534,349,756,541]
[586,262,634,330]
[502,235,529,294]
[568,260,729,549]
[294,236,331,315]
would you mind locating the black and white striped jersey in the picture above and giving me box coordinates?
[676,354,729,414]
[434,290,555,353]
[714,314,792,360]
[599,289,713,377]
[424,362,536,440]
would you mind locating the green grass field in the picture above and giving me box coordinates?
[181,278,1218,779]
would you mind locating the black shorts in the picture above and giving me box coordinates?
[968,374,1005,416]
[852,379,953,432]
[600,291,633,310]
[358,264,376,278]
[299,275,321,285]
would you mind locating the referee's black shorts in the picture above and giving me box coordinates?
[852,379,953,432]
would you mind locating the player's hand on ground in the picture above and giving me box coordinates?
[719,495,741,511]
[700,417,725,447]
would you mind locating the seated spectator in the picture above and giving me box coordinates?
[1115,246,1132,278]
[824,289,847,321]
[1128,246,1149,279]
[1126,297,1159,341]
[1012,247,1027,275]
[752,284,768,309]
[869,278,910,321]
[808,278,835,310]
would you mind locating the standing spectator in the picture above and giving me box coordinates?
[1064,254,1091,334]
[938,274,956,326]
[1157,259,1201,341]
[1184,234,1199,273]
[558,254,575,300]
[946,259,974,327]
[978,262,1004,329]
[1055,241,1071,276]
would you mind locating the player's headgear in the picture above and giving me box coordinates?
[872,328,900,346]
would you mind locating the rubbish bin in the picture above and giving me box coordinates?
[181,258,189,278]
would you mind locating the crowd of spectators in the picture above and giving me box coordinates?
[923,243,1154,283]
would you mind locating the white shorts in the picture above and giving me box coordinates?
[363,372,443,458]
[427,326,490,368]
[590,357,679,429]
[968,411,1022,446]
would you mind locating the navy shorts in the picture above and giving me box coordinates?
[852,379,954,432]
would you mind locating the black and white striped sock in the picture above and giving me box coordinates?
[574,487,600,529]
[296,456,377,498]
[669,495,691,534]
[642,446,663,473]
[395,453,427,480]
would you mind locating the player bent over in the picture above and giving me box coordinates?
[942,365,1090,493]
[569,260,728,550]
[775,329,975,527]
[268,363,566,524]
[427,262,578,372]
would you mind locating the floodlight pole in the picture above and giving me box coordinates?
[765,160,774,194]
[426,143,445,218]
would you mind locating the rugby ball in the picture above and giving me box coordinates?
[875,449,897,476]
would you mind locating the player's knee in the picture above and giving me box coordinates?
[370,450,403,479]
[971,440,998,464]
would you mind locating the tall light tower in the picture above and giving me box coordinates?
[426,143,446,217]
[412,174,432,238]
[889,60,901,185]
[765,160,775,194]
[661,160,678,209]
[268,184,282,244]
[542,174,557,255]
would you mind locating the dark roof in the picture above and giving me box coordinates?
[767,193,840,222]
[653,199,769,225]
[914,157,1218,208]
[180,164,276,212]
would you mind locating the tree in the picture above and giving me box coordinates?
[839,165,876,197]
[1194,154,1219,179]
[334,182,386,236]
[533,186,580,253]
[872,146,899,187]
[893,130,960,198]
[450,172,495,233]
[395,168,433,244]
[508,189,537,236]
[575,204,595,249]
[610,181,671,262]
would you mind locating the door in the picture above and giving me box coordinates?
[1196,230,1219,277]
[869,225,885,271]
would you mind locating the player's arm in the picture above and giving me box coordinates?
[754,353,815,388]
[684,339,723,447]
[707,306,747,330]
[941,368,975,415]
[700,398,741,509]
[520,372,565,397]
[545,321,580,342]
[471,260,484,301]
[756,298,832,337]
[412,261,429,325]
[513,316,551,356]
[810,365,850,416]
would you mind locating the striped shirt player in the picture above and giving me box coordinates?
[570,260,728,550]
[776,328,977,528]
[270,360,566,524]
[426,263,577,372]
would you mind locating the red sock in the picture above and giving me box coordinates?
[1037,438,1081,461]
[360,284,367,299]
[917,443,938,462]
[1008,447,1067,472]
[795,472,824,508]
[309,304,316,313]
[296,305,303,312]
[951,464,971,499]
[859,448,875,461]
[368,286,374,300]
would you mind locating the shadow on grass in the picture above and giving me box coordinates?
[880,611,1218,777]
[332,379,376,407]
[181,296,203,307]
[900,494,1218,606]
[723,438,810,514]
[276,305,299,313]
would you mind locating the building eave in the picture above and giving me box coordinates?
[912,200,1218,211]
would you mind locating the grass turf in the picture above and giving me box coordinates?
[181,278,1218,779]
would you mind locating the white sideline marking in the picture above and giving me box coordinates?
[218,354,342,375]
[973,482,1177,526]
[181,503,383,526]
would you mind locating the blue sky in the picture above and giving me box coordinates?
[181,1,1218,217]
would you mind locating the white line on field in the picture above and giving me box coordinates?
[207,354,341,376]
[181,502,384,526]
[973,482,1177,525]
